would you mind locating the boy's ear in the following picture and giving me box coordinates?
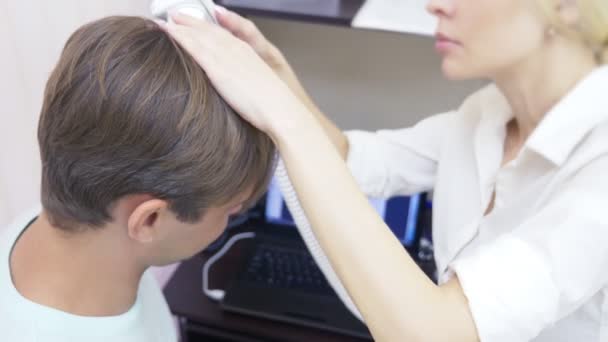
[127,199,170,243]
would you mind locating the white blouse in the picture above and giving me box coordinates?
[345,66,608,342]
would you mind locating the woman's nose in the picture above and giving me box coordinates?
[427,0,455,18]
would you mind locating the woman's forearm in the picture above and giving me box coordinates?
[275,64,349,159]
[271,108,477,342]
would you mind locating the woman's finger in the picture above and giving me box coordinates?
[170,11,206,28]
[215,6,260,42]
[170,12,225,37]
[168,13,230,47]
[214,6,245,33]
[166,23,214,65]
[214,7,282,66]
[166,24,196,51]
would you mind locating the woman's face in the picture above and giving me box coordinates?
[427,0,549,80]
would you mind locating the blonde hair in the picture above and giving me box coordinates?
[538,0,608,63]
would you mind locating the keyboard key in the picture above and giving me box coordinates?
[244,245,335,296]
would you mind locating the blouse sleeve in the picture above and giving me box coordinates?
[450,156,608,341]
[345,111,456,198]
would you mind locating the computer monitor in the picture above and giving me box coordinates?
[264,177,422,247]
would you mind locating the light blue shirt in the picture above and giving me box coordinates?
[0,207,178,342]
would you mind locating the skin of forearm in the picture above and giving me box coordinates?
[274,63,349,159]
[270,108,477,342]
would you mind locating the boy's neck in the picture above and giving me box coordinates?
[9,213,146,316]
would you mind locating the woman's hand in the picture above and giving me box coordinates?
[164,13,309,135]
[214,7,325,121]
[215,6,314,99]
[213,7,350,159]
[214,6,288,72]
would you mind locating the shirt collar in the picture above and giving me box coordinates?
[526,66,608,165]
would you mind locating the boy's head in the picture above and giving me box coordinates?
[38,16,275,265]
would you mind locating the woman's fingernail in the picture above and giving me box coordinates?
[215,5,227,15]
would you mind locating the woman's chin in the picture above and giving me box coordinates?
[441,60,478,81]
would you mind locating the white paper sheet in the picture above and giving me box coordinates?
[352,0,437,36]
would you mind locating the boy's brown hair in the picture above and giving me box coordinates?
[38,16,275,231]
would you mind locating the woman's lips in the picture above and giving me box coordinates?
[435,33,461,54]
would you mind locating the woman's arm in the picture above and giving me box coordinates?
[274,109,478,342]
[164,15,479,341]
[215,7,349,159]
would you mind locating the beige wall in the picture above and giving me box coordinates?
[0,0,150,227]
[255,18,482,130]
[0,5,482,227]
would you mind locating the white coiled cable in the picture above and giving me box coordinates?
[274,158,364,322]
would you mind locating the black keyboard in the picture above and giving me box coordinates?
[244,244,335,297]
